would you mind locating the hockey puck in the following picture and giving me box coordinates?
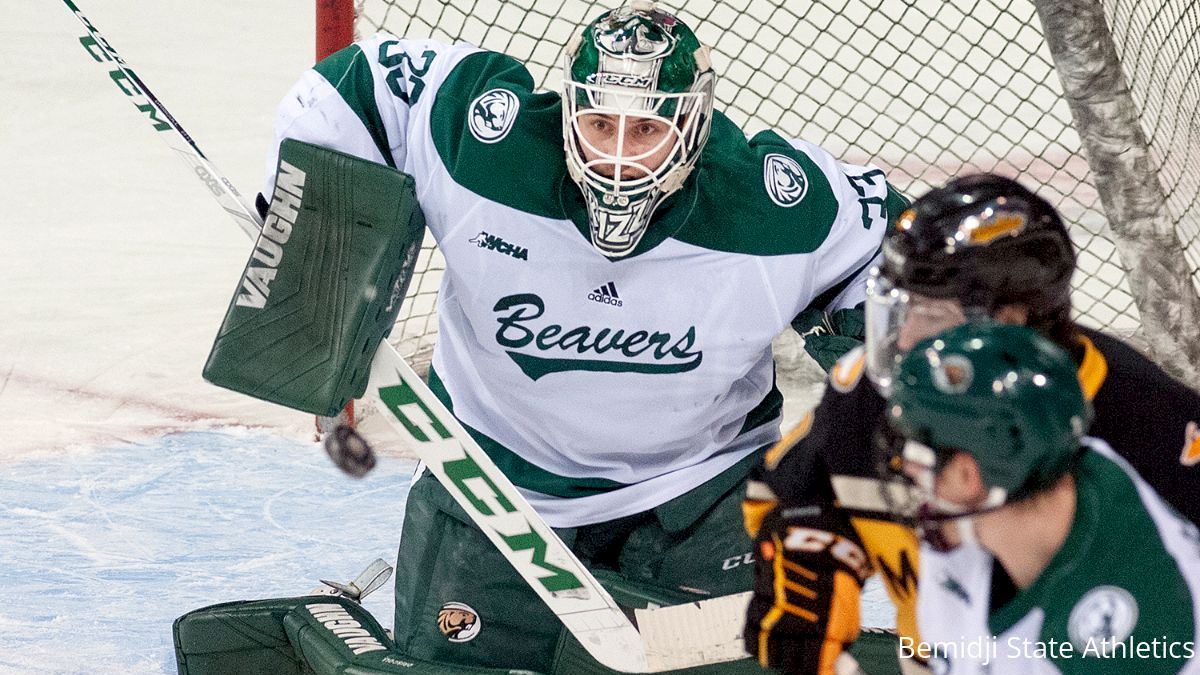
[323,424,377,477]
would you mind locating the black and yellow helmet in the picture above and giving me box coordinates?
[881,173,1076,317]
[888,322,1092,504]
[865,173,1077,392]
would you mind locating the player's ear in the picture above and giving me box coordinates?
[939,451,989,505]
[960,453,990,504]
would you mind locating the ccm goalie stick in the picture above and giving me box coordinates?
[62,2,752,670]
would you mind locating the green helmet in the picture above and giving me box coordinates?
[888,322,1092,506]
[562,1,715,257]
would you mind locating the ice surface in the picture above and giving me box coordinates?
[0,430,413,673]
[2,0,319,456]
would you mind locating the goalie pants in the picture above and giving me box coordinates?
[392,451,761,673]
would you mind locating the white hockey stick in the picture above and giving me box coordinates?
[61,3,750,670]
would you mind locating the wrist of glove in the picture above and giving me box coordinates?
[793,306,866,372]
[744,503,872,675]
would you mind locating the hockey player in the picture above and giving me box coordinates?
[261,1,906,671]
[743,174,1200,674]
[891,323,1200,674]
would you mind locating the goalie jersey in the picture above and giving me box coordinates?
[264,36,904,527]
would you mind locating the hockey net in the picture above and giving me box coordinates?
[330,0,1200,395]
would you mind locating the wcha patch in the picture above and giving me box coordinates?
[763,153,808,207]
[1067,585,1139,655]
[469,230,529,260]
[437,601,482,643]
[469,88,520,144]
[931,354,974,394]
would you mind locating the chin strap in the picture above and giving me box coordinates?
[917,487,1008,552]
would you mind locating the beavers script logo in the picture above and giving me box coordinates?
[492,293,702,380]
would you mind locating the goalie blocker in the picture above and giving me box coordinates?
[203,139,425,416]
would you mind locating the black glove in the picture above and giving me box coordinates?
[744,501,872,675]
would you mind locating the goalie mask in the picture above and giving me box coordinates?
[886,322,1091,548]
[563,1,715,258]
[864,173,1076,394]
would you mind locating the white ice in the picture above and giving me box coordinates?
[0,3,889,672]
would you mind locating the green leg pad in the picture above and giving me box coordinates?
[173,598,305,675]
[173,592,901,674]
[175,595,535,675]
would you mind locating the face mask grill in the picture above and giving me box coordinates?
[562,26,714,258]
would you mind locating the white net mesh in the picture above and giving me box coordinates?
[352,0,1200,381]
[1104,0,1200,296]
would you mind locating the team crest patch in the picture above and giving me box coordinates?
[763,153,808,207]
[437,601,482,643]
[1068,586,1138,655]
[931,354,973,394]
[469,88,520,144]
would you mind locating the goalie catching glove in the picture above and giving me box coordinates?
[744,493,873,675]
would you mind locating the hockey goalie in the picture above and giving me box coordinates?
[178,1,914,673]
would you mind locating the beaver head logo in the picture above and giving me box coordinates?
[436,601,481,643]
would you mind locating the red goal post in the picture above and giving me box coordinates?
[315,0,356,61]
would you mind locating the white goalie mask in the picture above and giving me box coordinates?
[563,1,715,258]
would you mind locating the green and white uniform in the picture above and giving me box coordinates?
[266,35,899,528]
[916,440,1200,674]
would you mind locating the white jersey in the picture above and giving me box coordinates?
[916,439,1200,674]
[266,36,901,526]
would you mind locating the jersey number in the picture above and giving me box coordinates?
[846,170,887,230]
[783,526,870,578]
[378,42,436,105]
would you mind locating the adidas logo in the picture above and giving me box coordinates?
[588,282,623,307]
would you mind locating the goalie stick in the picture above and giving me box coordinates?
[60,0,260,241]
[61,3,754,670]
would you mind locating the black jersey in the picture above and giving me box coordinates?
[1080,326,1200,524]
